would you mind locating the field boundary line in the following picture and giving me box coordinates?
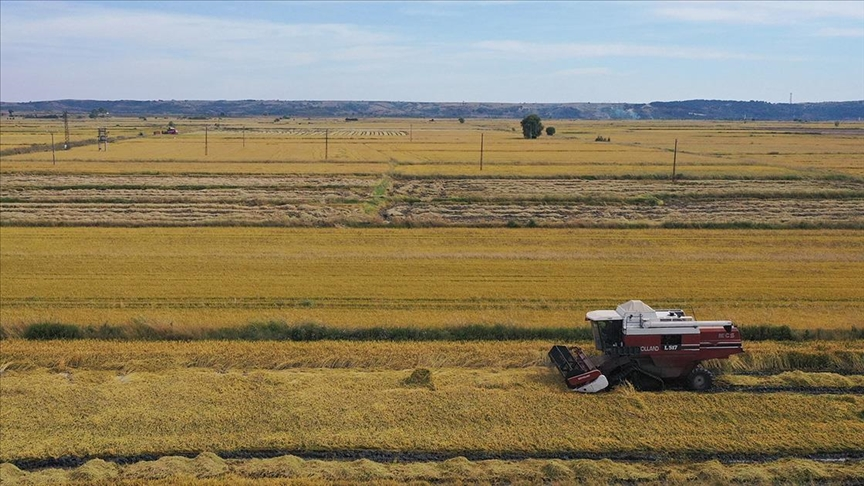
[9,449,864,472]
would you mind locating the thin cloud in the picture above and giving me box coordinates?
[0,6,402,65]
[815,27,864,38]
[1,1,860,102]
[399,5,462,18]
[555,67,613,76]
[472,40,766,61]
[0,4,419,100]
[653,1,864,25]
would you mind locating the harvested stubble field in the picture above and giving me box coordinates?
[1,366,862,460]
[392,177,864,201]
[3,457,863,486]
[1,227,862,333]
[3,339,863,375]
[2,118,862,176]
[0,173,383,226]
[3,172,863,228]
[0,117,148,153]
[384,197,864,228]
[1,340,863,485]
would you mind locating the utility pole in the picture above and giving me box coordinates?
[205,126,209,156]
[480,132,484,171]
[62,111,70,150]
[789,92,794,120]
[410,124,413,142]
[242,126,246,148]
[325,128,329,160]
[672,139,678,182]
[50,132,56,165]
[97,127,108,151]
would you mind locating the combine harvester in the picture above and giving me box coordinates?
[549,300,743,392]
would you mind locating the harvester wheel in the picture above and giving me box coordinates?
[687,367,714,391]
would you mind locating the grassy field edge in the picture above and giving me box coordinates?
[4,321,862,342]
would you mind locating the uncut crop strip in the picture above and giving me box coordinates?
[2,228,862,331]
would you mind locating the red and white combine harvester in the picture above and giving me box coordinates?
[549,300,743,392]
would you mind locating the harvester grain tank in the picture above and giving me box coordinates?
[549,300,743,392]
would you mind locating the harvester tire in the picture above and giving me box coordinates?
[687,367,714,391]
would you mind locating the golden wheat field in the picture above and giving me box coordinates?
[1,227,862,332]
[3,339,863,375]
[1,340,863,462]
[2,339,863,484]
[2,117,862,178]
[2,367,862,460]
[2,117,864,484]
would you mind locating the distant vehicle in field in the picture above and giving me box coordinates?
[549,300,743,392]
[162,127,178,135]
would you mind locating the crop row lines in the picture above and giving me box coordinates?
[6,295,862,308]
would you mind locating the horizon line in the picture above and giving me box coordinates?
[3,98,864,105]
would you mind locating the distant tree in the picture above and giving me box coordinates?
[88,107,107,119]
[168,121,175,127]
[520,114,543,139]
[545,126,556,136]
[7,110,12,118]
[458,117,465,124]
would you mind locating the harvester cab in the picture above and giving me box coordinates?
[549,300,743,392]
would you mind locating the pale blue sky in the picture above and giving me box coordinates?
[1,1,862,103]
